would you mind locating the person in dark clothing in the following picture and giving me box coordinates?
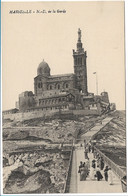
[78,161,83,173]
[97,156,101,167]
[84,139,86,148]
[91,145,94,153]
[96,166,103,181]
[92,160,96,169]
[104,166,109,181]
[79,161,83,169]
[100,157,104,170]
[84,148,89,159]
[88,145,91,153]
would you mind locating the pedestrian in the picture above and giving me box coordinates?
[96,153,100,159]
[96,166,103,181]
[90,160,96,180]
[93,150,97,158]
[85,159,90,170]
[88,145,91,153]
[108,168,113,185]
[78,161,83,173]
[97,156,101,167]
[91,145,94,153]
[79,164,88,181]
[84,147,89,159]
[80,143,83,149]
[84,139,86,148]
[100,157,104,170]
[104,166,109,181]
[92,160,96,169]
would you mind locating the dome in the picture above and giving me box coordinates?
[37,60,50,76]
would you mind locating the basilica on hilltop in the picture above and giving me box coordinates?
[3,29,114,116]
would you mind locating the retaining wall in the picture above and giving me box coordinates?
[3,109,100,122]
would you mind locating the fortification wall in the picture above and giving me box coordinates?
[3,108,100,122]
[3,109,59,121]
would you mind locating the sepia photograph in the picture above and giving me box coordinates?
[1,0,127,194]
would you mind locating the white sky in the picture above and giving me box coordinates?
[2,1,125,110]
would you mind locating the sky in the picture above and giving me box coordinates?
[2,1,125,110]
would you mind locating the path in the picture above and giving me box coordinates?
[69,116,123,193]
[76,148,122,193]
[78,116,113,143]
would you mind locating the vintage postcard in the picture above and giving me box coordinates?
[1,0,127,195]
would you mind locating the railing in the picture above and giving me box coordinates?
[94,146,126,179]
[121,178,127,192]
[64,147,74,193]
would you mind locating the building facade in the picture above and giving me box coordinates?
[33,28,88,106]
[18,28,88,112]
[3,29,112,116]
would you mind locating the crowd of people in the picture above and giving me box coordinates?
[78,140,113,185]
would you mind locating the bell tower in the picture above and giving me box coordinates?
[73,29,88,95]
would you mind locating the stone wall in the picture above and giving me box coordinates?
[3,108,100,122]
[3,109,59,122]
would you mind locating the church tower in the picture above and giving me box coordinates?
[73,29,88,95]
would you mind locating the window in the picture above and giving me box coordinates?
[66,84,68,88]
[58,84,60,89]
[75,58,77,65]
[38,83,40,88]
[38,82,42,88]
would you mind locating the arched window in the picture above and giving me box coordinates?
[75,58,77,65]
[66,84,68,88]
[50,85,52,90]
[38,82,42,88]
[58,84,60,89]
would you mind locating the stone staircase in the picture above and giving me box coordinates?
[68,116,123,193]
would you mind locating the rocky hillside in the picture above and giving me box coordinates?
[2,110,126,193]
[3,116,103,145]
[94,110,126,168]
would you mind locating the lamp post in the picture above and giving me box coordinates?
[93,72,98,95]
